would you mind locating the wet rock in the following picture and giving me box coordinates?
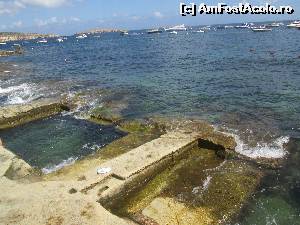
[0,45,24,57]
[141,160,262,225]
[142,197,214,225]
[149,117,237,157]
[90,101,126,124]
[117,120,160,134]
[0,99,69,129]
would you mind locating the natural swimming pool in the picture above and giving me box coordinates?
[0,114,126,173]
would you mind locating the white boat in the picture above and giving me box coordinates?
[165,24,187,32]
[76,33,87,39]
[225,25,234,29]
[235,23,251,29]
[0,42,6,45]
[287,21,300,28]
[196,30,205,33]
[120,31,129,36]
[57,38,64,42]
[170,31,177,34]
[265,22,281,28]
[201,26,211,31]
[147,29,162,34]
[37,39,47,43]
[251,26,272,32]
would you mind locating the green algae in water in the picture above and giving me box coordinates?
[110,147,223,216]
[242,196,300,225]
[0,115,126,172]
[107,147,261,225]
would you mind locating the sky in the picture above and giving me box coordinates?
[0,0,299,35]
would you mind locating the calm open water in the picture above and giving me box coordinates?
[0,23,300,224]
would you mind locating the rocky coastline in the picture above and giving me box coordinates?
[0,97,282,225]
[0,32,57,42]
[76,28,125,35]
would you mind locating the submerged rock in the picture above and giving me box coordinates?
[0,45,24,57]
[142,197,214,225]
[104,142,262,225]
[90,101,126,124]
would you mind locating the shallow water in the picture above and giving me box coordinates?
[237,137,300,225]
[0,115,126,172]
[108,147,223,218]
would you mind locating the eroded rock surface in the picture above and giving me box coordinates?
[0,115,261,225]
[0,146,32,179]
[0,99,69,129]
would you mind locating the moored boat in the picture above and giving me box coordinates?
[165,24,187,32]
[251,26,272,32]
[265,22,281,28]
[147,29,162,34]
[120,31,129,36]
[37,39,47,43]
[76,33,87,39]
[287,21,300,28]
[235,23,251,29]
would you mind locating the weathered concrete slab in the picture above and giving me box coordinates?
[0,99,69,129]
[87,132,199,181]
[0,177,135,225]
[0,146,32,179]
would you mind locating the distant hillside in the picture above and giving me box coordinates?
[76,28,125,35]
[0,32,57,42]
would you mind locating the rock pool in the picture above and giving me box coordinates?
[0,114,126,172]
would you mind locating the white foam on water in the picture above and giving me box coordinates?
[82,143,104,151]
[233,134,289,159]
[214,125,290,159]
[0,83,29,94]
[192,175,212,194]
[0,83,44,105]
[42,157,78,174]
[202,175,212,191]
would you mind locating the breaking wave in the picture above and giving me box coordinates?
[0,83,43,105]
[234,134,289,159]
[42,157,78,174]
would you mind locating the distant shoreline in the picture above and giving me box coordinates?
[0,32,57,43]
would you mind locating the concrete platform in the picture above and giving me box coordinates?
[97,132,199,180]
[0,115,240,225]
[0,99,69,129]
